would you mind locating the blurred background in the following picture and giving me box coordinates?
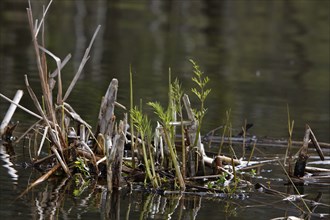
[1,0,329,142]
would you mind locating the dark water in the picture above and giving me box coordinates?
[0,0,329,219]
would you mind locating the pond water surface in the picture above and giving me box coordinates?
[0,0,329,219]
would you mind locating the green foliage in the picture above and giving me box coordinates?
[74,157,90,178]
[206,171,241,194]
[147,102,172,128]
[171,78,187,178]
[189,59,211,146]
[218,109,232,156]
[250,169,256,176]
[207,172,227,189]
[190,59,211,122]
[171,78,184,115]
[130,106,153,141]
[130,106,159,188]
[148,100,185,190]
[129,59,213,190]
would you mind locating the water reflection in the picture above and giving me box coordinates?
[20,177,245,220]
[0,144,18,185]
[15,175,329,219]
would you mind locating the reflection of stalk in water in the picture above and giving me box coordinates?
[103,189,121,220]
[0,144,18,185]
[176,195,202,220]
[139,193,153,220]
[34,177,69,219]
[164,194,182,219]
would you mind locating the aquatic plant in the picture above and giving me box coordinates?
[74,156,91,178]
[189,59,211,147]
[218,109,231,156]
[147,101,185,190]
[170,78,186,177]
[284,104,294,174]
[130,106,159,188]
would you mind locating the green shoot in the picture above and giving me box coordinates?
[241,119,247,159]
[284,104,294,173]
[148,101,185,190]
[130,106,159,188]
[189,59,211,147]
[171,78,186,178]
[74,157,91,178]
[218,109,231,155]
[129,66,136,169]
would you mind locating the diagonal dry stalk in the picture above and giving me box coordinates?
[63,25,101,102]
[17,163,61,199]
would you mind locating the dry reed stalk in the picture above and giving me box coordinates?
[309,126,325,161]
[18,162,61,199]
[57,102,92,129]
[14,119,43,144]
[50,54,72,78]
[79,124,98,173]
[0,90,24,136]
[25,75,70,176]
[63,25,101,102]
[50,145,70,176]
[0,92,42,120]
[182,94,197,177]
[183,94,207,177]
[38,46,63,104]
[27,2,56,124]
[37,126,49,157]
[24,75,57,142]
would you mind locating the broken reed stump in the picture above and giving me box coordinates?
[97,78,118,138]
[293,124,325,178]
[96,78,126,192]
[293,126,310,177]
[111,118,127,190]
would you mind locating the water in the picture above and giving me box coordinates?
[0,0,329,219]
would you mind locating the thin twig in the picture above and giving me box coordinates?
[34,0,53,37]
